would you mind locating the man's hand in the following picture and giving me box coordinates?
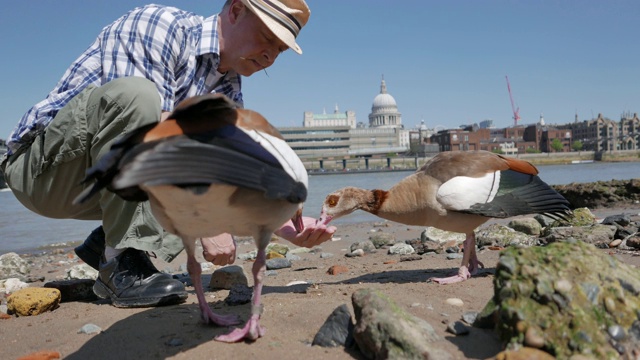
[275,216,337,248]
[201,234,236,265]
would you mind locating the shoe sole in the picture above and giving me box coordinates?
[93,278,188,308]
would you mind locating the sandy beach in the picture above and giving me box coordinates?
[2,206,639,360]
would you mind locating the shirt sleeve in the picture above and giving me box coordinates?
[100,5,189,111]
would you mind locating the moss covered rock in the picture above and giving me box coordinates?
[479,241,640,359]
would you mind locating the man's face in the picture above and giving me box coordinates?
[223,4,290,77]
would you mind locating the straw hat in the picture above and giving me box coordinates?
[240,0,310,54]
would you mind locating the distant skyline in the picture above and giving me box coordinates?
[1,1,638,140]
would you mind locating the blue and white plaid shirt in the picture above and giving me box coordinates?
[6,4,243,156]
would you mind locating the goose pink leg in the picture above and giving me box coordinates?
[433,234,484,284]
[215,246,267,342]
[186,250,241,326]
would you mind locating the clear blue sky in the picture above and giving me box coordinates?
[1,0,638,140]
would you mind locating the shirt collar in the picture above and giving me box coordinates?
[196,14,220,56]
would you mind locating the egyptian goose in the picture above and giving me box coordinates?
[318,150,571,284]
[75,94,308,342]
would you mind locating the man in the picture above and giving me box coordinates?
[1,0,335,308]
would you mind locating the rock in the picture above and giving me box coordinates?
[351,288,452,360]
[350,240,377,254]
[368,232,396,248]
[481,241,640,359]
[388,242,415,255]
[327,265,348,275]
[445,298,464,307]
[312,304,355,348]
[224,284,252,306]
[475,224,537,248]
[601,214,632,227]
[565,207,597,226]
[446,321,470,335]
[78,323,102,334]
[7,288,61,316]
[43,279,97,302]
[626,234,640,249]
[400,255,422,262]
[346,249,365,257]
[495,347,555,360]
[420,227,466,245]
[0,252,30,280]
[65,264,98,280]
[265,258,291,270]
[237,250,257,261]
[608,239,622,248]
[1,278,29,293]
[266,250,284,259]
[541,224,617,247]
[461,311,478,325]
[15,350,61,360]
[266,243,289,256]
[288,247,312,255]
[208,265,249,290]
[508,217,542,236]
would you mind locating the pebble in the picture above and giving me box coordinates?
[265,258,291,270]
[78,323,102,335]
[165,338,183,347]
[609,239,622,248]
[607,324,626,341]
[446,321,470,335]
[346,249,365,257]
[286,281,309,286]
[524,326,545,348]
[445,298,464,307]
[461,311,478,325]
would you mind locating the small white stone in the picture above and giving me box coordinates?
[286,280,308,286]
[609,239,622,248]
[445,298,464,307]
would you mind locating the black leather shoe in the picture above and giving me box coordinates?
[93,248,188,308]
[74,226,105,270]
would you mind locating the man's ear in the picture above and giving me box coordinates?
[228,0,245,25]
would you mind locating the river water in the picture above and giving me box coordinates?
[1,161,639,254]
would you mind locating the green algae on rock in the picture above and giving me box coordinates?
[477,240,640,359]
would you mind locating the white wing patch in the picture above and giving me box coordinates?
[237,128,309,188]
[437,172,500,211]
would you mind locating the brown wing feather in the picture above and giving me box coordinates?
[236,109,284,140]
[497,154,539,175]
[143,93,239,142]
[419,151,509,183]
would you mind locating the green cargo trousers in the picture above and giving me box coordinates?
[2,77,184,262]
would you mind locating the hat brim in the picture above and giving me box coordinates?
[241,0,303,54]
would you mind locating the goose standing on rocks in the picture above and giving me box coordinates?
[318,150,572,284]
[75,93,311,342]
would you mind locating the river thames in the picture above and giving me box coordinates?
[1,161,639,254]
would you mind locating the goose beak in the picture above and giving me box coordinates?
[318,209,333,226]
[291,208,305,233]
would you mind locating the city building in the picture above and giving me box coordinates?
[303,105,356,128]
[368,76,402,129]
[280,77,410,159]
[557,113,640,151]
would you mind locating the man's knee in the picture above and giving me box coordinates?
[99,77,160,111]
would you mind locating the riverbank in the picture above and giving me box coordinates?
[304,150,640,173]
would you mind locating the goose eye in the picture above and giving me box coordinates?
[327,196,338,207]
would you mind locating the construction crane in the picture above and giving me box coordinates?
[505,76,520,127]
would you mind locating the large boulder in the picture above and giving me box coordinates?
[477,240,640,359]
